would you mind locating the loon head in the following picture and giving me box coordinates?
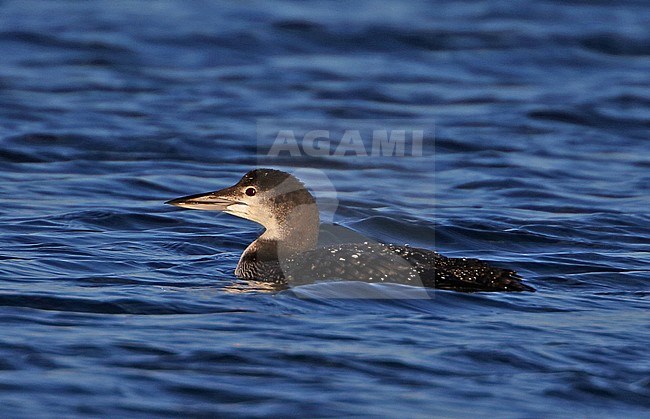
[166,169,320,250]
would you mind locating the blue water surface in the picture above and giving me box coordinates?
[1,0,649,417]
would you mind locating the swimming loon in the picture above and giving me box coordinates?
[166,169,534,292]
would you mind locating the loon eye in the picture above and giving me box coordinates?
[245,187,257,197]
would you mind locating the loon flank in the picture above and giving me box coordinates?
[166,169,534,292]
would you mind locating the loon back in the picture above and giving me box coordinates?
[167,168,535,293]
[235,241,533,292]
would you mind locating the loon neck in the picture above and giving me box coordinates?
[243,201,320,261]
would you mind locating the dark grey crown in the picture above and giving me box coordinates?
[237,169,315,207]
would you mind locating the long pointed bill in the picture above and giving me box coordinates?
[165,188,240,211]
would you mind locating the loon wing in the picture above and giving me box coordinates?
[387,245,534,292]
[281,243,534,292]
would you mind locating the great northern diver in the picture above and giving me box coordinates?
[166,169,534,292]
